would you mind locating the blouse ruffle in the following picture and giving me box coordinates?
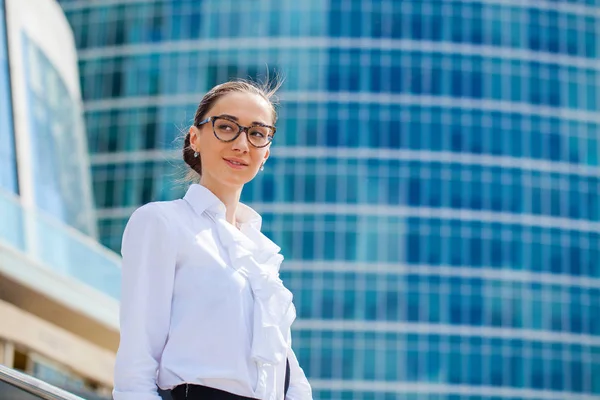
[213,214,296,373]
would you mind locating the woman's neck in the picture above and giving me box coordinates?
[199,178,243,226]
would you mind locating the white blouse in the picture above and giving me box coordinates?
[113,184,312,400]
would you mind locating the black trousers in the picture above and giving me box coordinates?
[171,384,258,400]
[171,359,290,400]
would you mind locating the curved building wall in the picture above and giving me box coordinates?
[59,1,600,399]
[5,0,96,235]
[0,0,119,396]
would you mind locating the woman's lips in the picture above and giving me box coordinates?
[224,158,248,169]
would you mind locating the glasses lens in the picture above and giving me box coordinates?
[213,118,240,141]
[248,126,274,147]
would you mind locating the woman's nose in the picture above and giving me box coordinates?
[232,130,250,152]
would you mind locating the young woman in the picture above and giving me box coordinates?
[113,80,312,400]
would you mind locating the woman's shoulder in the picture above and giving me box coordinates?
[127,199,188,227]
[121,200,188,256]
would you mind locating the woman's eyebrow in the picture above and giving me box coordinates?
[218,114,269,126]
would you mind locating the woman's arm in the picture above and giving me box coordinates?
[113,204,177,400]
[285,342,313,400]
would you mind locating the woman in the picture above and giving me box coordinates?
[113,80,313,400]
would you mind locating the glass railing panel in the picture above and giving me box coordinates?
[0,190,25,251]
[0,189,121,300]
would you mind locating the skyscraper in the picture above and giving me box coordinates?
[0,0,119,398]
[59,1,599,399]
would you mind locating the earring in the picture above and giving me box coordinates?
[260,163,265,171]
[194,151,199,158]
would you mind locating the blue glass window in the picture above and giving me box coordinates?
[0,0,17,193]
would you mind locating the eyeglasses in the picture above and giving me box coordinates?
[196,115,275,148]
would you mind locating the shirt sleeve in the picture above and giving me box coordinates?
[113,204,177,400]
[285,339,313,400]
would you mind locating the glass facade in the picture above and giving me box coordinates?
[21,33,96,235]
[59,1,600,399]
[0,0,17,194]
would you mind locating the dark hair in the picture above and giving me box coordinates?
[183,79,282,179]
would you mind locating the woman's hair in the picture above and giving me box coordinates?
[183,78,282,180]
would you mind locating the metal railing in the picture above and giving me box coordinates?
[0,364,84,399]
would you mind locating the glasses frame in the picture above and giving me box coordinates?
[196,115,276,148]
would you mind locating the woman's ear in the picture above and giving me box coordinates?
[189,125,200,152]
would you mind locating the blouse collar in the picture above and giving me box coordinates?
[183,183,260,226]
[182,183,279,255]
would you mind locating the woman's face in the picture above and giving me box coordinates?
[189,91,272,190]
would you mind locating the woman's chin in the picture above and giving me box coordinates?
[219,172,254,187]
